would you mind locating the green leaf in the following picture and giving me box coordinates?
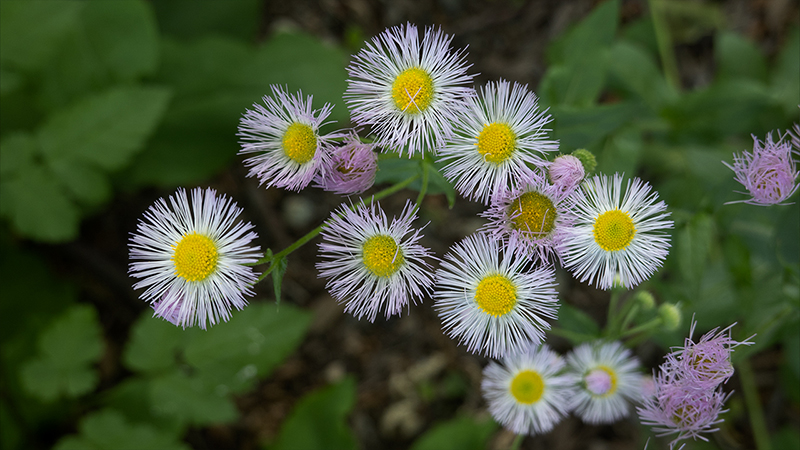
[770,26,800,116]
[103,378,184,436]
[374,154,421,187]
[676,213,716,288]
[608,42,676,110]
[0,133,37,177]
[775,204,800,267]
[427,160,457,208]
[272,256,289,304]
[123,313,187,374]
[551,102,644,151]
[47,158,112,207]
[716,32,767,83]
[53,409,191,450]
[267,377,358,450]
[20,304,104,401]
[557,303,601,338]
[410,415,498,450]
[538,51,608,107]
[546,0,620,67]
[0,1,83,71]
[0,163,80,242]
[149,371,239,425]
[153,0,262,41]
[654,0,724,44]
[597,128,642,176]
[38,86,171,171]
[81,0,159,81]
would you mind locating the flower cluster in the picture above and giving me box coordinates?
[638,320,754,448]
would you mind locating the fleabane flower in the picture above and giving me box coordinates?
[480,172,574,263]
[129,188,261,329]
[566,341,642,424]
[238,85,344,191]
[723,131,800,205]
[344,23,474,157]
[438,80,558,204]
[315,132,378,195]
[316,200,434,322]
[562,174,673,290]
[434,233,559,358]
[549,154,585,193]
[482,345,577,435]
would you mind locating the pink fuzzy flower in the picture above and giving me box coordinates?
[723,131,800,205]
[548,154,585,193]
[316,133,378,195]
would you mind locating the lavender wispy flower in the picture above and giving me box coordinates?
[315,133,378,195]
[723,131,800,205]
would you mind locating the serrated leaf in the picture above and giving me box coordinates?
[53,409,191,450]
[0,1,83,71]
[38,86,171,171]
[410,415,498,450]
[272,256,289,304]
[0,164,80,242]
[268,377,358,450]
[149,371,238,425]
[20,304,104,401]
[81,0,159,81]
[123,312,187,374]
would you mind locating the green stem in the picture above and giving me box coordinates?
[618,317,662,340]
[618,304,641,336]
[413,162,429,213]
[604,290,622,337]
[648,0,681,91]
[509,433,524,450]
[738,359,771,450]
[253,174,420,283]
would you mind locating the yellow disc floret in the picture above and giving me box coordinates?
[282,122,318,164]
[474,274,517,317]
[392,67,434,114]
[362,234,404,277]
[508,191,556,238]
[593,209,636,251]
[510,370,545,404]
[476,123,516,164]
[172,232,218,282]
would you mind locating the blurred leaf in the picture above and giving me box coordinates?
[20,304,104,402]
[0,1,83,71]
[772,427,800,450]
[182,302,312,393]
[123,313,186,374]
[149,371,238,425]
[81,0,159,81]
[103,378,184,436]
[676,213,715,287]
[0,133,36,177]
[557,303,601,339]
[774,204,800,267]
[620,17,658,58]
[538,51,608,107]
[716,32,767,83]
[53,409,190,450]
[0,68,23,96]
[272,256,289,304]
[0,400,22,450]
[551,102,644,151]
[410,415,498,450]
[770,26,800,117]
[0,163,80,242]
[267,377,358,450]
[546,0,619,67]
[153,0,261,42]
[46,158,112,207]
[38,86,171,171]
[608,41,676,110]
[597,128,642,176]
[654,0,724,44]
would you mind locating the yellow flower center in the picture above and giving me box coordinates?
[510,370,545,404]
[172,233,218,282]
[585,366,618,397]
[391,67,434,114]
[593,209,636,251]
[474,274,517,317]
[282,122,317,164]
[508,191,556,238]
[362,235,404,277]
[476,123,516,164]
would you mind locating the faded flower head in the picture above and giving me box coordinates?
[723,131,800,205]
[316,133,378,195]
[549,154,585,192]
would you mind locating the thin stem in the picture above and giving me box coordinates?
[604,290,622,337]
[618,304,641,335]
[618,317,663,340]
[413,162,429,213]
[253,174,421,283]
[509,433,524,450]
[738,359,771,450]
[648,0,681,91]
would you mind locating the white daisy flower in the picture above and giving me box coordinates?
[344,23,474,157]
[316,200,435,322]
[129,188,262,329]
[238,85,344,191]
[566,341,642,424]
[480,172,575,263]
[561,173,673,290]
[433,233,559,358]
[482,345,577,435]
[437,79,558,204]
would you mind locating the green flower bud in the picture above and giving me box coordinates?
[570,149,597,176]
[658,303,681,331]
[633,291,656,310]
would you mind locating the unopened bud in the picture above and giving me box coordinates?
[571,149,597,176]
[658,303,681,331]
[634,291,656,310]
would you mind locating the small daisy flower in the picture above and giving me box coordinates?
[129,188,262,329]
[315,132,378,195]
[482,345,577,435]
[566,341,642,425]
[345,23,474,157]
[638,374,730,448]
[434,233,559,358]
[238,85,344,191]
[316,200,434,322]
[438,80,558,204]
[480,172,574,263]
[723,131,800,205]
[549,154,585,193]
[561,173,673,290]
